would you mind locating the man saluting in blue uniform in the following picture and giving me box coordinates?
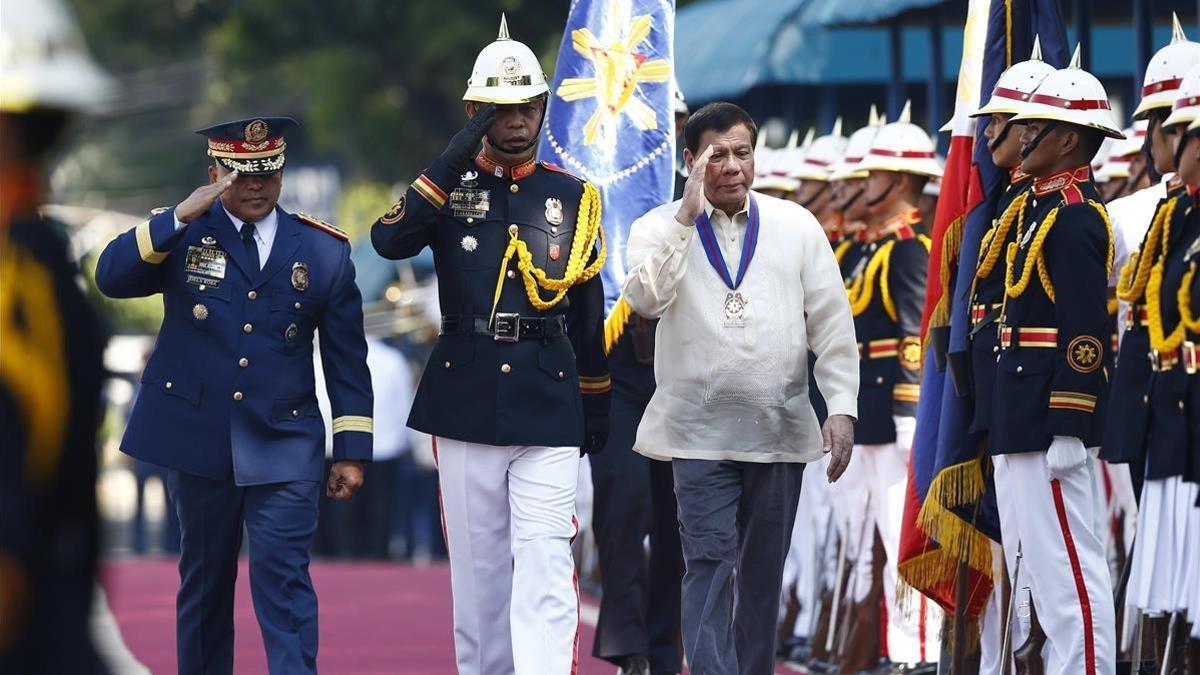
[95,116,373,675]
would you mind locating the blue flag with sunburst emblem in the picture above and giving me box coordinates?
[538,0,677,313]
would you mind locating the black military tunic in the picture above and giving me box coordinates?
[845,208,929,444]
[371,152,610,447]
[1179,234,1200,490]
[988,167,1112,455]
[1,209,107,674]
[1142,195,1200,480]
[968,169,1033,432]
[1101,178,1193,467]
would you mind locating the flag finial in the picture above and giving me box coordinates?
[498,13,510,40]
[898,100,912,124]
[1172,13,1187,43]
[802,127,815,148]
[1069,43,1081,68]
[868,103,879,127]
[787,128,799,149]
[1031,35,1043,61]
[831,116,843,137]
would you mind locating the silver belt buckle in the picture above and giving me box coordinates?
[493,313,520,342]
[1149,349,1162,372]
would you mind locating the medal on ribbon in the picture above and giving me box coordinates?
[694,195,760,327]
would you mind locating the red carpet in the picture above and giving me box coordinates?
[103,558,799,674]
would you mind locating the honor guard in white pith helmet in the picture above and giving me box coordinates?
[1133,14,1200,120]
[973,36,1057,120]
[372,13,609,675]
[1010,45,1125,140]
[0,0,112,113]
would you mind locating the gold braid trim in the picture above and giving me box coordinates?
[1147,260,1187,353]
[1006,201,1112,303]
[833,239,853,265]
[848,241,894,316]
[489,182,606,318]
[978,191,1028,279]
[1180,262,1200,333]
[1117,196,1176,302]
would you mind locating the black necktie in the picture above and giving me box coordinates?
[241,222,261,271]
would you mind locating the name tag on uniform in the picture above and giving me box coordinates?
[185,245,227,287]
[449,188,490,219]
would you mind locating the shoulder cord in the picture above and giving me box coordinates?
[1116,196,1177,302]
[489,182,607,320]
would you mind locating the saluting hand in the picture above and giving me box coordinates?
[442,103,498,173]
[822,414,855,482]
[326,460,365,502]
[175,171,239,224]
[674,144,715,227]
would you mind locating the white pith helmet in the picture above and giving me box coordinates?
[972,36,1057,118]
[854,101,944,178]
[0,0,113,113]
[829,105,884,181]
[791,118,847,182]
[1133,14,1200,120]
[752,146,800,192]
[1163,63,1200,128]
[463,14,550,105]
[1009,45,1125,139]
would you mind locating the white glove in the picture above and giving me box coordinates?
[893,415,917,453]
[1047,435,1088,479]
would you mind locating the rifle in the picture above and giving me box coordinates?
[1013,599,1047,674]
[1000,543,1022,674]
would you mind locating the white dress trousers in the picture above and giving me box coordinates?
[993,452,1115,675]
[434,437,581,675]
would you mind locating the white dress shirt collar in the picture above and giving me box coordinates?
[223,204,278,242]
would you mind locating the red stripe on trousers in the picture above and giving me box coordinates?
[571,514,580,675]
[1050,479,1096,675]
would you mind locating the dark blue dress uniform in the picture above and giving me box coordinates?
[988,167,1112,456]
[845,209,929,444]
[94,117,372,675]
[1178,236,1200,491]
[370,151,610,448]
[968,169,1033,432]
[1102,179,1194,470]
[1,206,108,675]
[1142,196,1200,480]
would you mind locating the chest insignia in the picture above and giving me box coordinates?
[291,262,309,292]
[184,245,227,287]
[461,235,479,252]
[545,198,564,225]
[449,188,491,219]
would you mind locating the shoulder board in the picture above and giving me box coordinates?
[150,206,170,216]
[1059,184,1085,206]
[540,161,585,183]
[296,212,348,241]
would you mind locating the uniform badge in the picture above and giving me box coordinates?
[500,56,523,84]
[1067,335,1102,374]
[450,188,490,219]
[461,235,479,252]
[460,170,479,188]
[381,196,406,225]
[192,304,209,321]
[545,198,564,225]
[184,245,227,287]
[285,323,299,342]
[723,291,748,327]
[900,336,922,371]
[549,244,561,261]
[291,262,309,292]
[201,236,218,247]
[244,119,269,143]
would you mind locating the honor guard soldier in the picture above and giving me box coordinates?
[1181,112,1200,655]
[1122,63,1200,671]
[95,115,373,674]
[843,101,941,670]
[0,1,112,672]
[965,41,1052,446]
[793,119,849,242]
[369,16,609,674]
[990,47,1124,674]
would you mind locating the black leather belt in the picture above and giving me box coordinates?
[440,314,567,342]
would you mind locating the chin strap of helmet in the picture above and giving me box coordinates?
[1019,120,1059,160]
[837,187,864,212]
[487,95,549,155]
[800,182,829,209]
[864,176,899,207]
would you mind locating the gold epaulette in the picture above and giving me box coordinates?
[296,212,349,241]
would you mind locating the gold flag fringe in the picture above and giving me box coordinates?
[603,295,634,354]
[914,459,994,581]
[927,215,965,334]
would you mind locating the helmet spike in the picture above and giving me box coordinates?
[1069,43,1082,69]
[868,103,879,127]
[787,128,800,149]
[1172,12,1187,43]
[803,127,816,148]
[498,13,510,40]
[898,100,912,124]
[1031,35,1043,61]
[831,116,843,137]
